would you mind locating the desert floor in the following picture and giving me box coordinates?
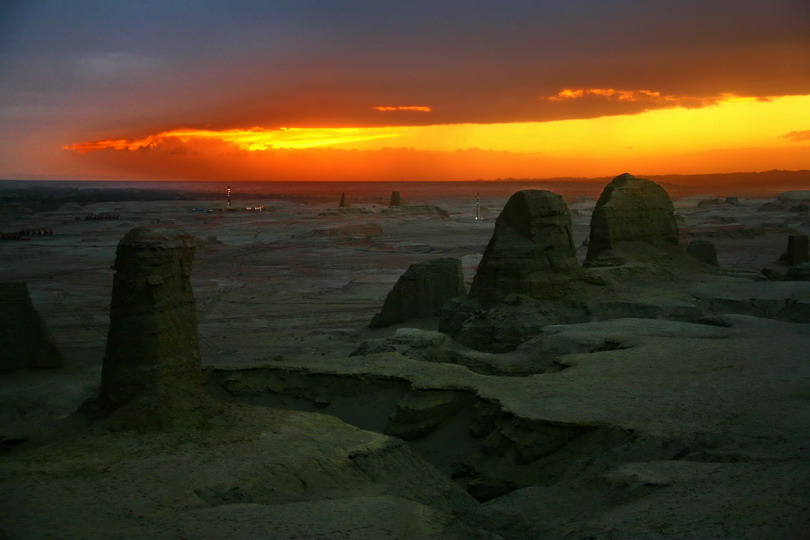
[2,185,809,538]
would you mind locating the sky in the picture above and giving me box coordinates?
[1,0,809,182]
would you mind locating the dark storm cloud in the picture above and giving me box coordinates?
[1,0,809,137]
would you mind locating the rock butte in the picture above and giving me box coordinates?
[786,234,809,266]
[99,226,202,417]
[0,281,65,372]
[468,189,578,303]
[370,258,466,327]
[441,175,750,351]
[585,172,681,266]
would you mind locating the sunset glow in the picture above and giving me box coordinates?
[66,127,401,153]
[548,88,667,102]
[2,2,809,182]
[60,93,810,180]
[372,106,432,112]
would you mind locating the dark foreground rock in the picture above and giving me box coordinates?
[0,405,486,539]
[0,281,65,372]
[204,313,810,537]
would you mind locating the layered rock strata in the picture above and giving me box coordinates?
[0,281,65,372]
[585,173,680,266]
[99,226,201,414]
[370,258,466,327]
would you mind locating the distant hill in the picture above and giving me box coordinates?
[645,170,810,197]
[490,170,810,198]
[1,170,808,204]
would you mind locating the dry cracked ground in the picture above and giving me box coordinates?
[1,187,810,538]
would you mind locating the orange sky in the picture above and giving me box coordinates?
[62,93,810,180]
[2,2,809,181]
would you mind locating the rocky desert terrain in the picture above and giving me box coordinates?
[1,176,810,539]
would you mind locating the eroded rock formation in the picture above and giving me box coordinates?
[786,234,809,266]
[687,239,719,266]
[99,226,201,415]
[0,281,65,372]
[370,258,466,327]
[338,192,348,207]
[441,179,724,351]
[585,173,680,266]
[468,189,578,302]
[389,191,402,207]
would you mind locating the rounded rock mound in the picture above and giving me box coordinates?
[585,173,680,267]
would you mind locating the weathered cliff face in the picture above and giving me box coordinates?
[370,258,466,327]
[468,189,578,303]
[0,281,65,372]
[99,226,201,414]
[585,173,680,267]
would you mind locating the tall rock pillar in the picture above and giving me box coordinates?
[99,226,201,412]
